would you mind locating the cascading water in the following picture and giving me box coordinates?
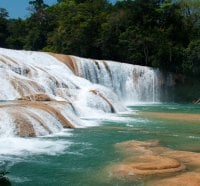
[74,56,163,103]
[0,48,126,137]
[0,47,173,138]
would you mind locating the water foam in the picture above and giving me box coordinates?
[74,56,166,103]
[0,136,72,157]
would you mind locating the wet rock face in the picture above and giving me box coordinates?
[106,140,200,185]
[48,53,78,75]
[12,111,36,137]
[0,101,75,137]
[18,93,54,101]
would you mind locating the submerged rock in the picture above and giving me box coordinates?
[151,172,200,186]
[110,155,184,178]
[140,112,200,124]
[106,140,200,185]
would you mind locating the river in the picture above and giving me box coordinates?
[1,103,199,186]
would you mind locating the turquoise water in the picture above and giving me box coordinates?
[1,104,200,186]
[129,103,200,114]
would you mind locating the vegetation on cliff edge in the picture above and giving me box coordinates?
[0,0,200,76]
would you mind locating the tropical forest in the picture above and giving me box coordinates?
[0,0,199,186]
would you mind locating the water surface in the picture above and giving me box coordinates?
[1,103,200,186]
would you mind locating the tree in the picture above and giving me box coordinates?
[0,8,9,47]
[0,0,199,76]
[25,0,50,50]
[45,0,110,58]
[183,40,200,76]
[6,19,27,49]
[29,0,48,14]
[0,8,8,18]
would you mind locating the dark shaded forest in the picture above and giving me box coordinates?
[0,0,200,76]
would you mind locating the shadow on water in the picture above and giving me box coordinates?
[0,162,11,186]
[0,176,11,186]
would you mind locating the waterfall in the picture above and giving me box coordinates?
[0,48,126,137]
[0,47,172,137]
[73,56,163,103]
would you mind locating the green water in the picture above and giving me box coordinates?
[2,104,200,186]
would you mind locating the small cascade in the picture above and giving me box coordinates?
[74,56,165,103]
[0,48,126,137]
[0,101,76,137]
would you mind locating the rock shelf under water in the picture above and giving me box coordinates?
[107,140,200,186]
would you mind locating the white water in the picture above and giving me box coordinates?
[0,47,171,156]
[0,136,72,156]
[0,48,126,137]
[74,56,164,103]
[0,48,172,161]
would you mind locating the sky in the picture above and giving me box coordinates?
[0,0,58,19]
[0,0,116,19]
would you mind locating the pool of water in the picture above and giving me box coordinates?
[0,104,200,186]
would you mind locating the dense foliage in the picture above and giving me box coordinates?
[0,0,200,76]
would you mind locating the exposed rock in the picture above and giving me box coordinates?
[48,53,79,75]
[11,78,45,97]
[11,111,36,137]
[29,102,74,129]
[102,61,112,79]
[90,89,116,113]
[18,93,54,101]
[0,101,75,137]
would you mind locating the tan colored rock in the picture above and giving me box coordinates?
[163,150,200,167]
[106,140,200,185]
[48,53,78,75]
[109,155,184,178]
[151,172,200,186]
[16,101,74,128]
[18,93,54,101]
[11,78,44,97]
[0,101,75,137]
[140,112,200,123]
[11,111,36,137]
[90,89,116,113]
[31,102,74,129]
[115,140,160,156]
